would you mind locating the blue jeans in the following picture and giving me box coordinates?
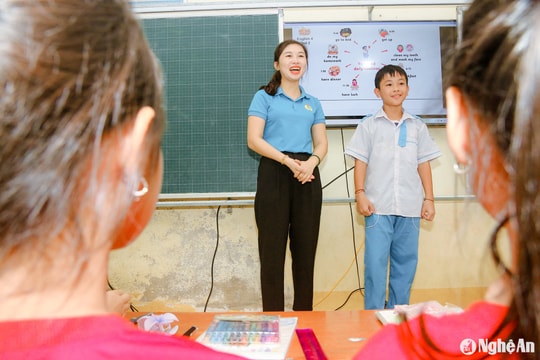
[364,214,420,309]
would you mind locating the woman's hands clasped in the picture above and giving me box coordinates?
[284,156,317,184]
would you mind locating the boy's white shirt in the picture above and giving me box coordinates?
[344,108,441,217]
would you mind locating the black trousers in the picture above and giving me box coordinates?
[254,153,322,311]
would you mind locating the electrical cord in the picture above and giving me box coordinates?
[203,205,221,312]
[339,128,364,301]
[321,166,354,190]
[334,288,363,311]
[312,243,364,308]
[312,129,366,310]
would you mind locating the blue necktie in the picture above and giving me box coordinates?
[398,121,407,147]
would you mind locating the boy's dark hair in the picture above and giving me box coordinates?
[374,65,408,89]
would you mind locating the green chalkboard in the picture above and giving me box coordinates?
[141,14,279,194]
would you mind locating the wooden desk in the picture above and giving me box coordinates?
[128,310,382,359]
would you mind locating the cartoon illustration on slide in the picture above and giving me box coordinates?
[351,78,359,91]
[340,28,352,37]
[328,65,341,77]
[328,44,338,55]
[298,27,310,36]
[362,45,370,58]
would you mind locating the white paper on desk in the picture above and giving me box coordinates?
[375,310,404,325]
[375,301,464,325]
[197,317,298,360]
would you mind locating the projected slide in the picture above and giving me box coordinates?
[289,21,455,125]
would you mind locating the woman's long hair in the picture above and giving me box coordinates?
[0,0,164,285]
[443,0,540,356]
[398,1,539,357]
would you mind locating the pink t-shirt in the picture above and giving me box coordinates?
[0,314,244,359]
[354,301,518,359]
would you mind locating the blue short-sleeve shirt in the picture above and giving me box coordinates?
[344,108,442,217]
[248,86,326,154]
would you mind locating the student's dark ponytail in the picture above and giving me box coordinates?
[259,39,308,96]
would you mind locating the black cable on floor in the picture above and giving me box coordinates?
[334,288,363,311]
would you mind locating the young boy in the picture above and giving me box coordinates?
[345,65,441,310]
